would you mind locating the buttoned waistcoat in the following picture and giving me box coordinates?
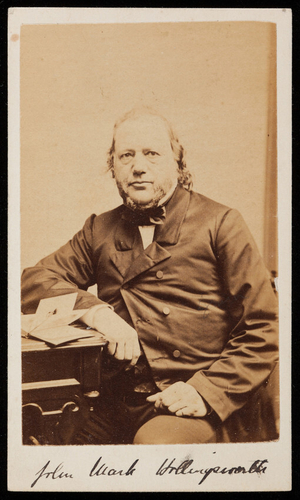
[22,186,278,440]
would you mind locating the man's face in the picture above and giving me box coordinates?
[113,115,178,210]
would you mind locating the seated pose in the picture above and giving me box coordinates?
[21,107,278,445]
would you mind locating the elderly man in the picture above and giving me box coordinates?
[21,108,278,444]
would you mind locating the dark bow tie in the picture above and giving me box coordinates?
[122,205,166,226]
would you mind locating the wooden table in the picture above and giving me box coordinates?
[22,331,107,445]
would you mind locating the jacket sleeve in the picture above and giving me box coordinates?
[186,209,279,422]
[21,214,106,313]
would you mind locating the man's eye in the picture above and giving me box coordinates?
[146,151,159,157]
[119,153,134,163]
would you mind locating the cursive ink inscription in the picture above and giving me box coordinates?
[31,461,73,488]
[89,456,139,477]
[156,458,268,485]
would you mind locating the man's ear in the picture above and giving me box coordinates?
[111,167,115,179]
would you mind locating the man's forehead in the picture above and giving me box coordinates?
[114,115,171,148]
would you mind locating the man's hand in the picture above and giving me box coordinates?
[86,306,141,366]
[146,381,208,417]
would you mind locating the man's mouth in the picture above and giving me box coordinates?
[129,181,152,187]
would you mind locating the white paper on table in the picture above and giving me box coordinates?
[21,293,93,345]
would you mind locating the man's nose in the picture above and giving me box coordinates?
[132,153,148,174]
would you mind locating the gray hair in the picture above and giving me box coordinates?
[107,107,193,191]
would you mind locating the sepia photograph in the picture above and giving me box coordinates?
[8,8,291,492]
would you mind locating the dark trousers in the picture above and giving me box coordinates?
[72,391,219,445]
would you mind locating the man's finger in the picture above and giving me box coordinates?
[146,393,161,402]
[168,400,187,413]
[133,340,142,359]
[175,406,194,417]
[159,393,180,408]
[107,341,117,356]
[122,339,141,366]
[124,341,133,361]
[175,405,207,418]
[128,340,141,366]
[154,397,167,409]
[113,342,125,360]
[192,407,208,417]
[128,354,139,367]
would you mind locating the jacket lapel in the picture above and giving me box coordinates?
[123,242,171,283]
[110,220,143,278]
[154,185,190,246]
[110,186,191,282]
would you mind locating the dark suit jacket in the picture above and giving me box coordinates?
[22,186,278,441]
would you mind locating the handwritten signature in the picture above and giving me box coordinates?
[31,457,139,488]
[156,458,268,485]
[31,461,73,488]
[31,457,268,488]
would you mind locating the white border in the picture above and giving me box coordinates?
[8,8,292,492]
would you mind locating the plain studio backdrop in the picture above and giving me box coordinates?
[20,21,277,281]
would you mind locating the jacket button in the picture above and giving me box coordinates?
[173,349,181,358]
[123,283,129,289]
[162,307,170,315]
[156,270,164,279]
